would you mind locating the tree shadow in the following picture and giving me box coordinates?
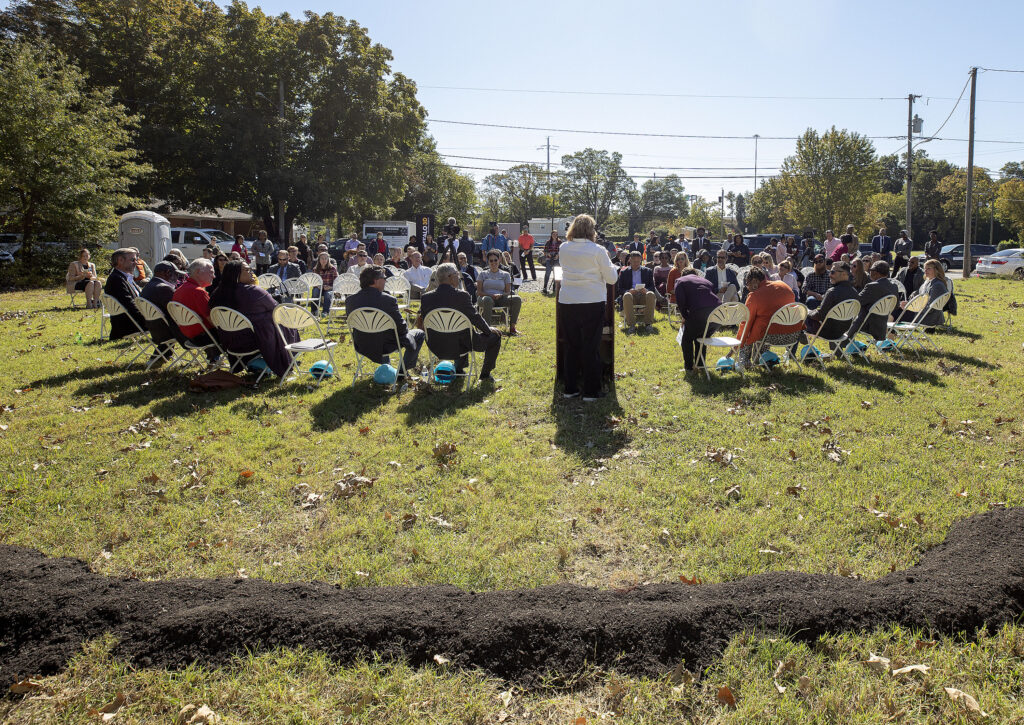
[549,385,628,462]
[309,379,394,431]
[854,357,944,386]
[30,363,123,388]
[919,349,999,370]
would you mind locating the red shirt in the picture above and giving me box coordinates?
[517,233,535,251]
[171,277,212,338]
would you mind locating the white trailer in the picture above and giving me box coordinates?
[528,217,574,240]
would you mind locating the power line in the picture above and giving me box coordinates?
[427,118,1024,145]
[915,74,972,149]
[421,84,906,102]
[439,153,779,171]
[447,164,783,181]
[980,67,1024,74]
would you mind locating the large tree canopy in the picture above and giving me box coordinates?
[0,39,148,248]
[556,149,628,230]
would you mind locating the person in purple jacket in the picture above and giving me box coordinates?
[673,267,724,371]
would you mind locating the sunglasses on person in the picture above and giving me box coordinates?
[358,253,367,258]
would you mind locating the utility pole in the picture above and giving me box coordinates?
[906,94,920,243]
[538,136,557,237]
[720,188,726,242]
[753,134,759,190]
[963,68,977,275]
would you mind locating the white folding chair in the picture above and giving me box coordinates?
[133,296,187,370]
[422,307,477,387]
[347,307,409,384]
[99,294,157,367]
[751,302,809,370]
[847,295,898,361]
[166,301,226,368]
[210,306,270,383]
[800,266,814,277]
[801,298,861,367]
[272,303,338,385]
[892,278,908,302]
[283,277,315,310]
[326,274,362,334]
[889,292,950,357]
[384,274,416,324]
[478,296,510,330]
[256,274,279,291]
[694,302,750,381]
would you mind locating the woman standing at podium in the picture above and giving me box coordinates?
[557,214,619,401]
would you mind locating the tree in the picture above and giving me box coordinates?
[0,40,148,248]
[878,153,905,194]
[391,137,476,224]
[684,196,723,237]
[480,164,549,225]
[995,179,1024,238]
[864,191,905,233]
[745,176,795,233]
[780,127,879,236]
[622,175,688,236]
[1000,161,1024,181]
[556,148,628,229]
[936,167,996,242]
[734,193,746,231]
[908,152,957,243]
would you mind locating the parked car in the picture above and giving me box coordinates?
[975,248,1024,279]
[938,243,997,272]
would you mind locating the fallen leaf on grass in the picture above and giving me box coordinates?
[499,689,513,708]
[716,685,737,709]
[358,426,371,435]
[786,484,805,497]
[915,639,937,650]
[401,513,417,531]
[574,718,587,725]
[944,687,987,717]
[861,400,873,409]
[725,485,742,500]
[862,652,891,673]
[679,574,702,585]
[669,661,695,685]
[797,675,811,694]
[9,679,43,695]
[87,692,126,721]
[433,654,451,665]
[787,449,800,461]
[892,664,930,677]
[238,469,254,478]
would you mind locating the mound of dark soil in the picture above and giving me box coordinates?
[2,508,1023,685]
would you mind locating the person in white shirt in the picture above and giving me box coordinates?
[823,230,841,258]
[344,233,360,252]
[557,214,619,402]
[404,250,432,298]
[778,259,799,297]
[775,238,788,265]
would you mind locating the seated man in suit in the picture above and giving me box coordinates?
[267,249,302,301]
[615,251,661,331]
[417,263,502,381]
[103,247,147,341]
[704,250,740,301]
[848,260,899,341]
[140,261,188,362]
[803,261,858,342]
[346,265,424,378]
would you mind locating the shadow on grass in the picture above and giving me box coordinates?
[687,366,837,398]
[919,349,999,370]
[935,326,983,342]
[30,363,122,388]
[398,381,493,426]
[549,385,628,461]
[856,357,944,386]
[309,379,394,430]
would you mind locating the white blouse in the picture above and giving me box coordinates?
[557,240,619,304]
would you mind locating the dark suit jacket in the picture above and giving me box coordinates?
[850,277,898,340]
[625,241,645,254]
[139,277,185,344]
[345,286,408,363]
[615,266,655,299]
[419,283,492,359]
[807,279,858,340]
[267,262,302,286]
[456,237,475,259]
[704,266,739,292]
[896,267,923,299]
[104,269,145,340]
[871,235,893,255]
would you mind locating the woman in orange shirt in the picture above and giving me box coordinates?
[666,251,691,304]
[735,267,804,370]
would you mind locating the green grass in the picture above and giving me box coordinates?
[2,279,1024,723]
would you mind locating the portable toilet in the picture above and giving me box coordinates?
[119,211,170,266]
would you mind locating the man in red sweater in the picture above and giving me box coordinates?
[171,258,221,361]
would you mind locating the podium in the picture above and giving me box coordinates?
[554,269,616,382]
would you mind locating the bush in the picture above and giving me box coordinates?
[997,240,1020,251]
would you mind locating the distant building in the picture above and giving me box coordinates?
[148,201,257,238]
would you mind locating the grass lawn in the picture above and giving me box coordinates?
[2,278,1024,723]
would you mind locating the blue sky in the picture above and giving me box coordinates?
[270,1,1022,200]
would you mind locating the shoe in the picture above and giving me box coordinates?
[644,324,655,332]
[582,391,607,402]
[508,327,521,336]
[563,391,580,399]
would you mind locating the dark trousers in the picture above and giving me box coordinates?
[892,254,908,279]
[386,330,425,374]
[560,301,605,397]
[187,330,222,362]
[465,332,501,377]
[681,306,719,369]
[519,248,537,280]
[543,258,556,291]
[256,263,269,275]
